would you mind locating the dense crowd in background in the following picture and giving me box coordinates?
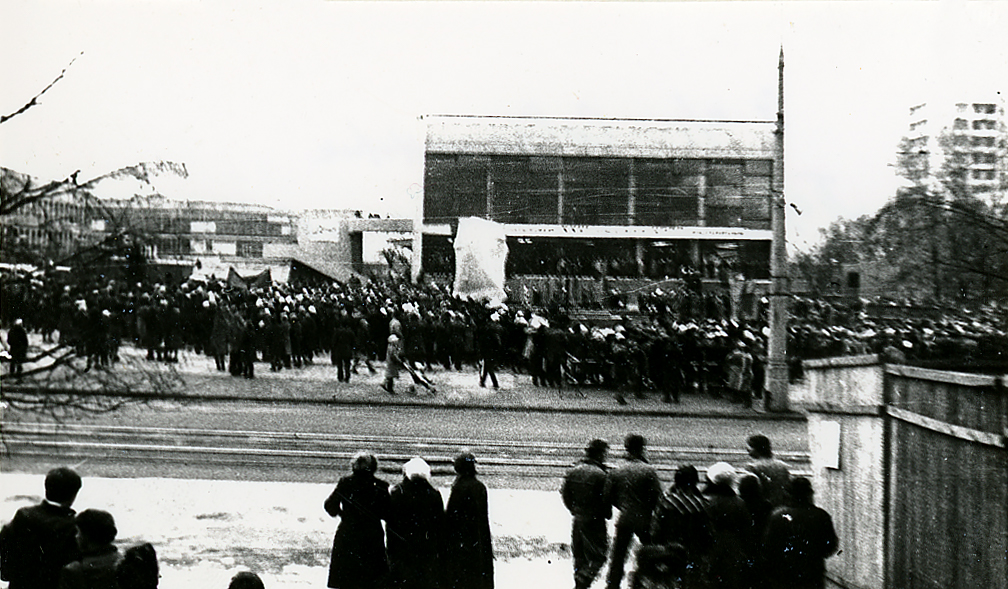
[2,265,1006,392]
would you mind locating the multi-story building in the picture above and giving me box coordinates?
[904,97,1006,201]
[417,114,782,305]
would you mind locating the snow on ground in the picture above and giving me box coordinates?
[1,473,624,589]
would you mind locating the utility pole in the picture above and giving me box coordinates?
[766,47,790,412]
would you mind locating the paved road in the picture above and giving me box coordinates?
[2,398,808,490]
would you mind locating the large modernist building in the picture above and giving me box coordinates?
[419,114,782,298]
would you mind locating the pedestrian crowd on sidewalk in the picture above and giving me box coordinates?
[1,433,830,589]
[562,433,838,589]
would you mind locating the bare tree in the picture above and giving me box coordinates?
[1,55,189,417]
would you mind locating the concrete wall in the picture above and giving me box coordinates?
[801,355,887,589]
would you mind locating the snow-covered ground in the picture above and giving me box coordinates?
[1,473,633,589]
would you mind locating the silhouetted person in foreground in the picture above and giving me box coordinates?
[324,452,391,589]
[561,439,611,589]
[229,571,266,589]
[59,509,121,589]
[387,457,444,589]
[762,477,839,589]
[443,452,493,589]
[0,467,82,589]
[604,434,662,589]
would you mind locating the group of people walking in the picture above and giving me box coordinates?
[562,434,838,589]
[325,451,494,589]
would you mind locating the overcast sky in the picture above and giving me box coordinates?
[2,0,1006,252]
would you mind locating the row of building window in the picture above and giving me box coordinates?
[954,118,998,131]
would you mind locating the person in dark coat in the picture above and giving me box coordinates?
[0,467,82,589]
[603,434,662,589]
[331,314,356,383]
[761,477,838,589]
[6,318,29,376]
[648,464,711,586]
[703,462,752,589]
[738,472,773,588]
[743,434,792,509]
[443,452,493,589]
[58,509,122,589]
[561,439,611,589]
[387,457,444,589]
[478,315,503,389]
[324,452,391,589]
[114,543,159,589]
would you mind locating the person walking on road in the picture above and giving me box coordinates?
[443,452,494,589]
[478,313,503,389]
[5,318,29,377]
[604,434,662,589]
[561,439,611,589]
[761,477,839,589]
[0,467,82,589]
[324,452,391,589]
[743,434,792,508]
[382,334,402,394]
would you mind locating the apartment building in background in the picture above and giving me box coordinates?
[904,96,1007,201]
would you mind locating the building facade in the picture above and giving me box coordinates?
[904,97,1007,201]
[419,115,781,300]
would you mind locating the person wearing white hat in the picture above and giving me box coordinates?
[703,461,750,588]
[387,457,443,589]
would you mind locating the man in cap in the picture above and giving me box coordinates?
[0,467,82,589]
[604,434,662,589]
[561,439,611,589]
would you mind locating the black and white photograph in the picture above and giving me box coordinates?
[2,1,1006,588]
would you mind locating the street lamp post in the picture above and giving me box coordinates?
[766,47,790,412]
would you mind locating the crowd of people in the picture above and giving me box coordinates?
[0,467,266,589]
[562,433,837,589]
[1,433,833,589]
[2,265,1005,396]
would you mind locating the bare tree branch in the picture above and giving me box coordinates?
[0,52,83,125]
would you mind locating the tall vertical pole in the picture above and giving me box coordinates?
[766,47,790,412]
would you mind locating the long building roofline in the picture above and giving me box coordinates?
[422,114,776,124]
[425,114,777,159]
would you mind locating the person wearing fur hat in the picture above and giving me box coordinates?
[324,452,391,589]
[387,458,444,589]
[443,452,493,589]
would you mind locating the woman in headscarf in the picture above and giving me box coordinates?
[387,457,444,589]
[324,452,391,589]
[443,452,494,589]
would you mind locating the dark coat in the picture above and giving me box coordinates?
[387,476,445,589]
[325,472,391,589]
[762,503,838,589]
[0,502,79,589]
[332,321,356,361]
[443,474,493,589]
[561,459,610,520]
[7,324,28,360]
[704,483,752,588]
[58,546,122,589]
